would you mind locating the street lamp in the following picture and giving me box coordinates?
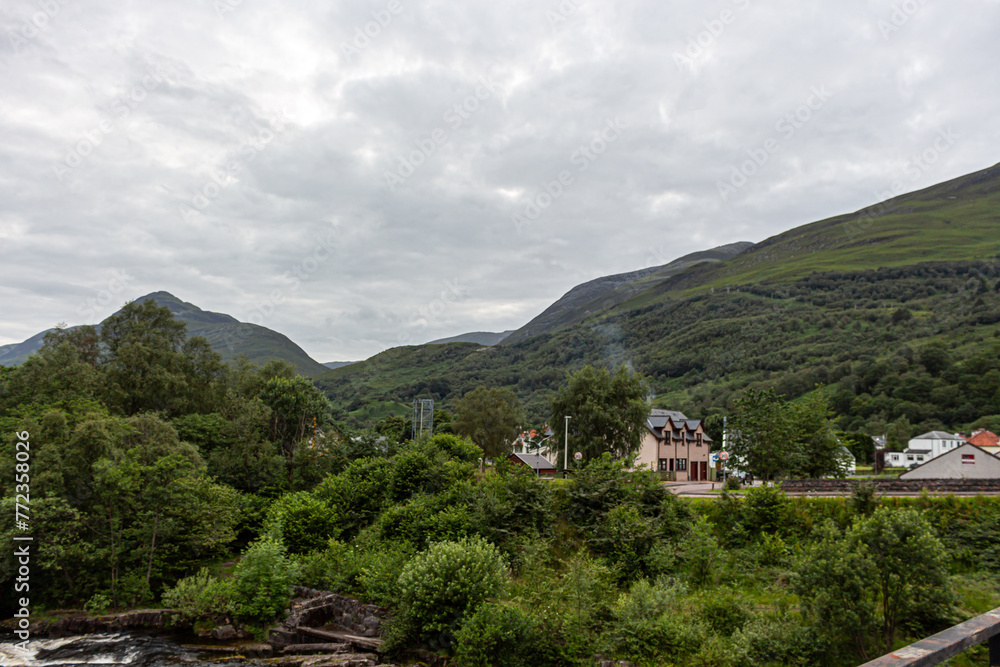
[564,415,571,477]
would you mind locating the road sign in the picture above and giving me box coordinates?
[574,452,582,461]
[710,453,719,464]
[719,451,730,462]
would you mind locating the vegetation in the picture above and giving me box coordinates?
[549,364,651,465]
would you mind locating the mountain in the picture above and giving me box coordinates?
[317,161,1000,428]
[323,361,357,370]
[426,331,515,346]
[0,291,330,377]
[503,242,752,344]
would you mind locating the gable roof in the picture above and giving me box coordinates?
[647,409,687,431]
[912,430,963,440]
[967,430,1000,448]
[509,452,556,470]
[899,442,1000,480]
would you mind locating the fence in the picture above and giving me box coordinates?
[860,605,1000,666]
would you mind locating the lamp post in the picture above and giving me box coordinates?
[564,415,571,477]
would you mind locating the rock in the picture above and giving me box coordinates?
[282,643,351,655]
[211,624,238,640]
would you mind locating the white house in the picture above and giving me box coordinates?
[884,431,965,468]
[837,446,856,475]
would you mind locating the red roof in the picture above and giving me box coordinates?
[966,430,999,448]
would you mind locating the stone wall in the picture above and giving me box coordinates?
[780,478,1000,493]
[287,587,389,638]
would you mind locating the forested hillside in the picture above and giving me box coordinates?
[318,162,1000,438]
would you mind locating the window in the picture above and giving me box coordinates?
[676,458,687,471]
[907,455,914,461]
[658,459,669,471]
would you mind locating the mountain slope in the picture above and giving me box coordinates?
[427,331,515,346]
[1,291,329,377]
[503,242,752,344]
[318,161,1000,428]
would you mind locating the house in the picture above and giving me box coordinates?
[965,429,1000,457]
[634,409,712,482]
[885,430,965,468]
[512,427,555,461]
[508,452,557,477]
[899,443,1000,480]
[838,446,857,475]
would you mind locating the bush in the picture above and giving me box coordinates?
[229,537,301,626]
[428,433,482,464]
[394,536,508,648]
[678,517,721,587]
[453,601,552,667]
[602,578,701,664]
[723,475,743,491]
[162,568,232,624]
[742,485,788,536]
[695,589,753,637]
[265,490,341,554]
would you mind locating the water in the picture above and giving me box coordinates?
[0,633,232,667]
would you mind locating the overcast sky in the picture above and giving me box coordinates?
[2,0,999,361]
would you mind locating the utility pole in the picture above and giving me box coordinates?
[564,415,571,477]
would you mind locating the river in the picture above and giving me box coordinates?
[0,633,230,666]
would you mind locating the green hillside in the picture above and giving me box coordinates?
[318,162,1000,434]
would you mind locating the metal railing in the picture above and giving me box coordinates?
[860,606,1000,666]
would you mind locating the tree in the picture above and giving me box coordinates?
[452,387,523,471]
[794,508,954,661]
[727,388,795,482]
[98,300,226,416]
[259,375,330,482]
[787,394,845,479]
[549,365,650,466]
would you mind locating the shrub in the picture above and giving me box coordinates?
[723,475,742,491]
[602,578,701,664]
[850,478,879,516]
[428,433,483,464]
[453,601,552,667]
[162,568,232,624]
[695,589,753,637]
[742,484,788,536]
[394,536,508,648]
[678,516,721,587]
[265,490,341,554]
[229,537,301,626]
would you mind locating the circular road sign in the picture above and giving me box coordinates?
[574,452,582,461]
[719,451,730,462]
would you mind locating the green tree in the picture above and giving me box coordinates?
[794,508,955,661]
[452,387,523,471]
[259,375,330,482]
[788,394,845,478]
[98,300,226,416]
[727,388,795,482]
[549,365,650,465]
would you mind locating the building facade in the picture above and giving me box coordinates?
[634,409,712,481]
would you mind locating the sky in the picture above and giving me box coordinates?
[2,0,999,361]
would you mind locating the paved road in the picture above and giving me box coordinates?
[664,481,1000,498]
